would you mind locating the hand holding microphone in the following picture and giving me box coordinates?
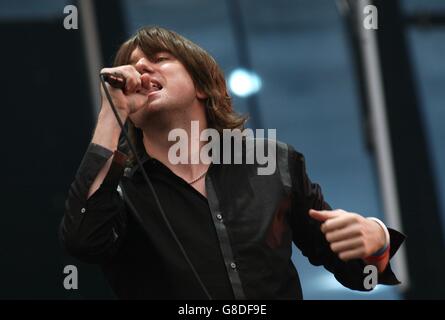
[99,65,147,119]
[89,66,148,200]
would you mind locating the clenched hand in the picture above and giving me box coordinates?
[309,209,387,262]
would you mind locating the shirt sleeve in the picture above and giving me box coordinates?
[287,145,406,291]
[59,143,129,264]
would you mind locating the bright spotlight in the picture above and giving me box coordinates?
[228,68,262,98]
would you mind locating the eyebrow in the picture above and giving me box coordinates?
[129,51,172,65]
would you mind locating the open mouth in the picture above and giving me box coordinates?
[137,80,163,96]
[147,80,163,95]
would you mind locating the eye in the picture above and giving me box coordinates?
[155,56,168,63]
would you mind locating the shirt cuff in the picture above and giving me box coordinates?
[367,217,390,256]
[89,142,114,159]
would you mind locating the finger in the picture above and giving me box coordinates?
[140,73,151,89]
[309,209,341,222]
[130,68,142,91]
[321,215,352,233]
[325,225,361,243]
[114,66,137,93]
[125,73,139,93]
[329,238,363,253]
[100,67,116,76]
[338,248,366,261]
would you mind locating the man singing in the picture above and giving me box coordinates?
[60,26,405,299]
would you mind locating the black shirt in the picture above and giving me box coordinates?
[59,141,405,299]
[125,152,235,299]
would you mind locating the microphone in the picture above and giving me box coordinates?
[100,72,126,89]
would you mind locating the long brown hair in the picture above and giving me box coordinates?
[112,26,247,165]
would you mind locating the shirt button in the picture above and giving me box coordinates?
[80,208,86,214]
[216,214,222,221]
[230,262,237,270]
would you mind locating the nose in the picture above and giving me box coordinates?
[134,57,154,74]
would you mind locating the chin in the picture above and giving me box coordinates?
[130,103,163,128]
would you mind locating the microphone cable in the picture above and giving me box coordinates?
[99,73,212,300]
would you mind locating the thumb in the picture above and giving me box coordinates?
[140,73,151,89]
[309,209,339,222]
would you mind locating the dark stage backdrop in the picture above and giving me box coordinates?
[0,19,113,298]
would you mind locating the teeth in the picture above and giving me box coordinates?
[151,82,162,90]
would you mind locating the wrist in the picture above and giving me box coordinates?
[98,106,127,124]
[92,112,123,151]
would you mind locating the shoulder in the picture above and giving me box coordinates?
[246,138,305,190]
[241,136,294,155]
[239,137,307,170]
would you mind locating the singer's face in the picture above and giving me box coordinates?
[127,47,205,125]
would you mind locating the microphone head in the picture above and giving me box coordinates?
[101,72,126,89]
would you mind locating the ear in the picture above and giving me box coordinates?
[196,87,208,100]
